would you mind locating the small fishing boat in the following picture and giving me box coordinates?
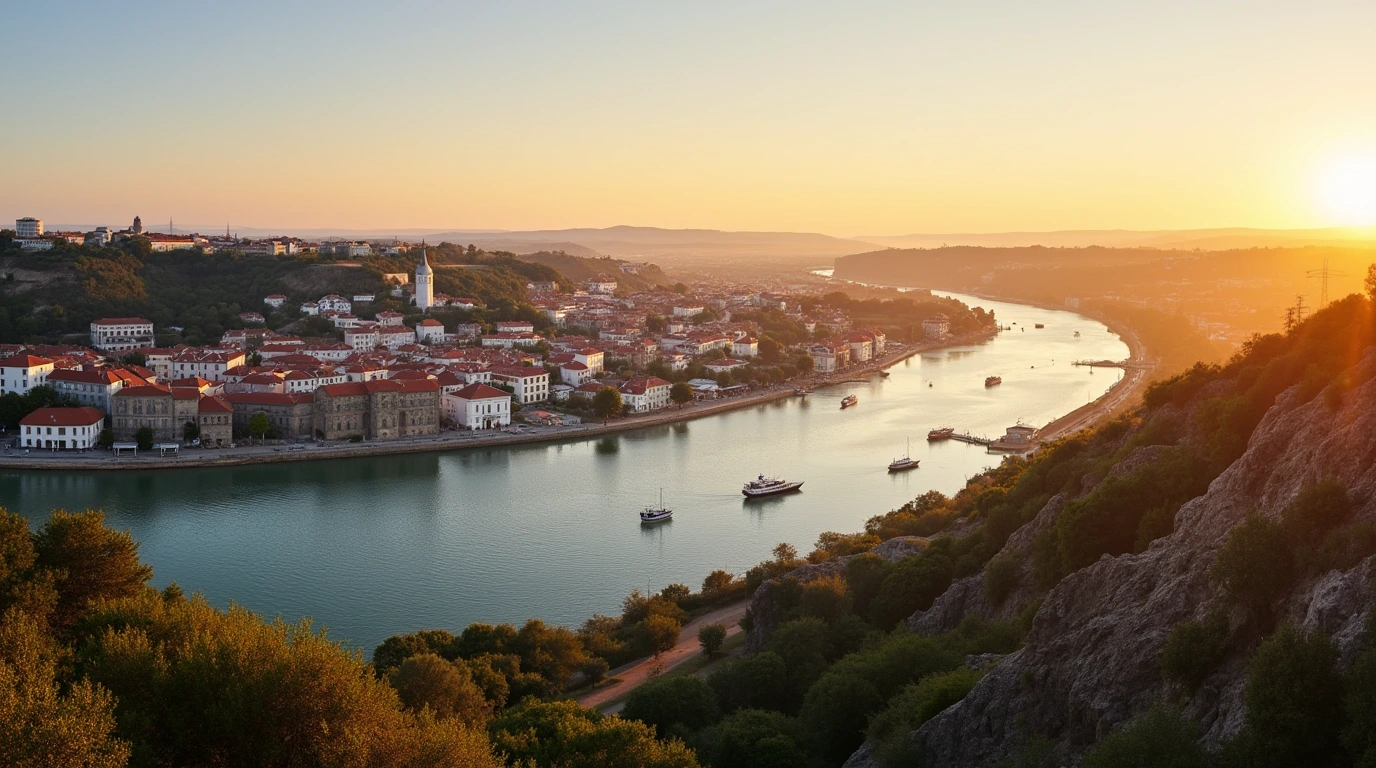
[639,489,673,523]
[888,439,920,472]
[1034,323,1045,329]
[840,394,858,409]
[742,474,804,498]
[985,376,1002,387]
[928,427,955,441]
[1074,331,1081,337]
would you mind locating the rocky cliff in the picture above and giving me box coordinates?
[856,349,1376,766]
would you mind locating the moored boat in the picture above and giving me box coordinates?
[742,474,804,498]
[840,394,858,409]
[985,376,1002,387]
[639,489,673,523]
[888,438,920,472]
[927,427,955,441]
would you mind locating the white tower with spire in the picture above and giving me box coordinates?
[415,243,434,311]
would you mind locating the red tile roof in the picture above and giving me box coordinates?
[452,383,509,400]
[0,354,54,368]
[93,317,152,325]
[116,384,172,398]
[223,392,313,407]
[20,406,105,427]
[198,396,232,413]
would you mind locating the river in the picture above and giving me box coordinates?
[0,292,1126,651]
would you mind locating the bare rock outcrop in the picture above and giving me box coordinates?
[889,351,1376,766]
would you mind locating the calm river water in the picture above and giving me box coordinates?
[1,293,1125,650]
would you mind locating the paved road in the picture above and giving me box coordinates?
[577,599,749,712]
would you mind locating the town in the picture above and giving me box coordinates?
[2,216,990,460]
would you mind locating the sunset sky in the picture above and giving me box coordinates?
[4,1,1376,235]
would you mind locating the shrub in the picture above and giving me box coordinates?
[708,651,788,714]
[1226,624,1344,768]
[767,617,832,707]
[1213,513,1293,616]
[844,554,893,617]
[644,614,682,657]
[983,555,1019,606]
[1343,641,1376,765]
[1084,705,1207,768]
[699,709,804,768]
[867,667,983,767]
[1281,479,1352,540]
[622,676,722,737]
[799,574,852,621]
[868,551,954,630]
[1160,613,1228,691]
[489,699,699,768]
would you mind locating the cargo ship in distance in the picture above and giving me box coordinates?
[985,376,1003,387]
[742,474,804,498]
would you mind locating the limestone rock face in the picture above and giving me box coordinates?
[744,536,927,652]
[888,352,1376,766]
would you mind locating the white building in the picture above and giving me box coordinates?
[317,295,352,314]
[0,354,55,395]
[299,302,319,316]
[619,376,672,412]
[415,249,435,311]
[672,305,705,318]
[416,318,446,343]
[490,366,549,405]
[169,349,246,382]
[15,217,43,238]
[573,348,604,374]
[443,383,511,430]
[90,317,155,352]
[587,277,618,294]
[732,337,759,358]
[559,361,593,386]
[495,321,535,334]
[344,326,380,350]
[264,294,287,308]
[48,368,140,414]
[20,406,105,451]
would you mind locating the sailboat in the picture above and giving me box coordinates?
[640,489,673,523]
[888,438,920,472]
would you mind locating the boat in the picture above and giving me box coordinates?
[1034,323,1045,329]
[639,489,673,523]
[1074,331,1081,337]
[742,474,804,498]
[985,376,1002,387]
[840,394,858,409]
[928,427,955,441]
[888,439,920,472]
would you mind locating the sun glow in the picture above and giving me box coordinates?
[1320,155,1376,226]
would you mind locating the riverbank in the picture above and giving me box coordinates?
[818,274,1154,444]
[0,326,998,472]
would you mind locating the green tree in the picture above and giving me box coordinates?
[581,657,609,687]
[669,382,693,409]
[699,623,727,658]
[248,411,271,442]
[0,608,130,768]
[182,420,199,443]
[644,614,681,657]
[96,428,113,449]
[134,426,154,451]
[646,314,667,333]
[622,675,721,736]
[867,667,983,765]
[869,550,954,630]
[488,699,700,768]
[389,653,490,725]
[701,570,738,599]
[34,509,152,630]
[592,386,623,424]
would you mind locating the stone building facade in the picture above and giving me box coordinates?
[313,379,440,440]
[223,392,315,440]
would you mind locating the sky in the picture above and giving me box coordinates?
[3,1,1376,236]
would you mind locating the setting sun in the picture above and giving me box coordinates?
[1321,155,1376,226]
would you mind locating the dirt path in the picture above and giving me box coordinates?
[577,599,749,712]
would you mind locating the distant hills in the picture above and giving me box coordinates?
[854,226,1376,251]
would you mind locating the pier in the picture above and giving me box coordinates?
[1073,359,1154,370]
[935,432,995,447]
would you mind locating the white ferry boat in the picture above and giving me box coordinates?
[639,489,673,523]
[742,474,804,498]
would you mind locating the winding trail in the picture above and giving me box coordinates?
[577,599,749,712]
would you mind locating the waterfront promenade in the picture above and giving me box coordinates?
[0,327,999,472]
